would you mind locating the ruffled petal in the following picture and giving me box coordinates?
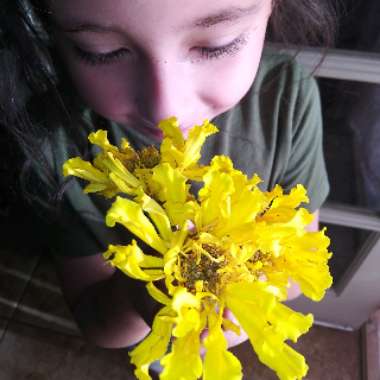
[103,241,164,281]
[160,330,203,380]
[63,157,109,183]
[199,170,234,226]
[135,191,173,242]
[274,229,332,301]
[130,306,174,380]
[267,302,314,342]
[215,187,266,237]
[101,152,141,188]
[287,262,332,302]
[108,172,135,194]
[225,281,311,380]
[157,117,217,176]
[146,282,172,305]
[106,196,167,254]
[88,129,119,153]
[160,138,184,169]
[171,287,201,337]
[163,224,189,294]
[272,184,309,209]
[182,120,218,168]
[158,117,185,148]
[164,201,199,228]
[152,163,189,204]
[203,311,242,380]
[83,182,109,194]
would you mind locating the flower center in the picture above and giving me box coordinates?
[181,243,226,295]
[123,146,161,172]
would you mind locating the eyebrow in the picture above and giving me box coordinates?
[192,3,261,29]
[58,3,261,34]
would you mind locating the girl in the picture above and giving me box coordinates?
[1,0,335,354]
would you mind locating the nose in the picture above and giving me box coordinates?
[135,58,189,127]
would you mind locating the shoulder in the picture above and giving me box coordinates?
[244,48,322,143]
[252,51,329,211]
[235,48,321,144]
[253,48,320,108]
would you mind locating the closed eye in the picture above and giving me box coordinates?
[196,35,248,60]
[72,46,131,65]
[72,34,248,66]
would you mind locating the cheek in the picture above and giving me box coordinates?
[199,37,265,114]
[61,53,135,119]
[74,68,130,117]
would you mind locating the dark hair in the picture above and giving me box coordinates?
[0,0,337,220]
[268,0,337,47]
[0,0,92,219]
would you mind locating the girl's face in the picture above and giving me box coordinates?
[49,0,272,137]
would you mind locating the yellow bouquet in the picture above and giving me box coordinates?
[63,117,332,380]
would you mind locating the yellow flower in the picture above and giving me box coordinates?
[158,117,218,180]
[62,130,143,198]
[63,117,333,380]
[62,118,216,199]
[101,167,331,380]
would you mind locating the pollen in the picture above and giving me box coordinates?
[121,146,161,173]
[139,146,161,168]
[181,242,226,294]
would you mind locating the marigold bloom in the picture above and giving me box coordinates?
[63,117,333,380]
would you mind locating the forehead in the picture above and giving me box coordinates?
[48,0,265,34]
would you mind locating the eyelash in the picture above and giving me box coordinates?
[73,46,129,65]
[199,37,247,60]
[73,36,247,66]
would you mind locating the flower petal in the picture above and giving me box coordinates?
[160,138,184,169]
[203,311,242,380]
[275,229,332,301]
[63,157,109,183]
[130,306,174,380]
[171,287,201,338]
[83,182,109,194]
[160,330,203,380]
[101,152,141,188]
[225,282,311,380]
[88,129,119,153]
[199,170,234,226]
[152,163,189,204]
[164,201,199,228]
[146,282,172,305]
[182,120,218,168]
[108,172,135,194]
[271,184,309,209]
[163,224,189,294]
[135,191,173,241]
[267,302,314,342]
[158,117,185,148]
[106,196,167,254]
[103,241,164,281]
[215,187,266,237]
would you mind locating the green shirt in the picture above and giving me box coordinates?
[43,52,329,257]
